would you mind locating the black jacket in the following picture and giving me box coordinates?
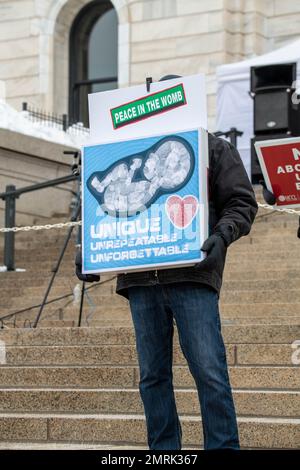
[116,133,258,298]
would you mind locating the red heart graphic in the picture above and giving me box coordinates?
[165,195,199,229]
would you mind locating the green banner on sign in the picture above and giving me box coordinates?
[110,84,186,129]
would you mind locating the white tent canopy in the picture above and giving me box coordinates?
[216,39,300,177]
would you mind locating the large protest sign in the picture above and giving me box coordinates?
[88,74,207,140]
[82,128,208,274]
[255,137,300,208]
[82,75,208,274]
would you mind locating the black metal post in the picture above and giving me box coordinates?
[32,203,81,328]
[76,178,82,247]
[78,281,85,327]
[4,185,16,271]
[214,128,243,148]
[229,127,243,147]
[62,114,68,132]
[73,85,79,126]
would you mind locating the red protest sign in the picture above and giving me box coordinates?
[255,137,300,208]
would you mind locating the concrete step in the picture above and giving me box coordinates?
[0,239,74,249]
[230,243,300,253]
[4,255,74,265]
[0,305,130,319]
[78,313,295,326]
[26,320,76,328]
[0,341,297,366]
[5,319,78,328]
[0,266,74,276]
[1,320,76,329]
[234,234,298,245]
[5,288,300,309]
[220,303,300,316]
[255,209,298,222]
[255,209,299,218]
[0,344,236,366]
[0,277,116,290]
[220,316,300,325]
[0,388,298,418]
[6,291,300,311]
[220,289,300,304]
[226,252,299,262]
[0,442,148,450]
[22,318,296,329]
[1,279,51,289]
[250,221,296,232]
[1,312,299,332]
[219,318,300,326]
[1,284,116,298]
[0,270,78,279]
[0,236,76,249]
[223,268,300,281]
[0,270,75,281]
[3,296,128,310]
[0,310,130,326]
[100,317,300,327]
[0,277,115,292]
[231,247,297,259]
[2,304,299,326]
[0,365,299,390]
[1,325,300,346]
[14,253,74,263]
[2,278,300,300]
[0,413,298,448]
[223,260,298,270]
[13,246,74,255]
[2,268,299,285]
[223,279,300,290]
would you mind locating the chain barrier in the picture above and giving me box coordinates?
[0,220,82,233]
[257,202,300,215]
[0,204,299,233]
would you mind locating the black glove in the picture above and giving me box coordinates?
[197,233,226,270]
[195,224,235,269]
[75,251,100,283]
[260,179,276,205]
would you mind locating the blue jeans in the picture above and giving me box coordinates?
[127,283,240,450]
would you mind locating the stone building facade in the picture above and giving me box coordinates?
[1,0,300,225]
[0,0,300,129]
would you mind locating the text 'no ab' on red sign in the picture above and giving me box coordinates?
[255,137,300,208]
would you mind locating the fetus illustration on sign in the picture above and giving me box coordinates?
[86,136,195,217]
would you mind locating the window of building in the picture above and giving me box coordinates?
[69,0,118,126]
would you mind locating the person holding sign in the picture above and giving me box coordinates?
[75,76,258,450]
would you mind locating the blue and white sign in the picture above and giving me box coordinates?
[82,128,208,274]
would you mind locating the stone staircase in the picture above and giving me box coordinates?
[0,325,299,449]
[1,209,299,327]
[0,188,299,449]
